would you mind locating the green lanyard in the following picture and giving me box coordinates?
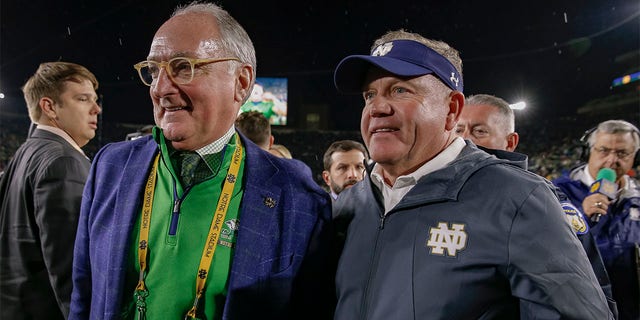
[134,137,243,320]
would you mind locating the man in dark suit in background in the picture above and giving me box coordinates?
[0,61,101,320]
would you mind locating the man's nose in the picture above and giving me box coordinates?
[150,67,179,98]
[346,166,360,179]
[369,97,393,117]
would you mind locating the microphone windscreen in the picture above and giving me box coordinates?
[590,168,618,200]
[596,168,616,182]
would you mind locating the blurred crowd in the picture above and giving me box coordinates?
[3,113,636,184]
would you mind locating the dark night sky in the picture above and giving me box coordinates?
[1,0,639,131]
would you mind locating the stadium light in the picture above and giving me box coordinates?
[509,101,526,110]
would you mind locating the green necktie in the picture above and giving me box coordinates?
[179,151,201,187]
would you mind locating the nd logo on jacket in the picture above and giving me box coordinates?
[426,222,468,257]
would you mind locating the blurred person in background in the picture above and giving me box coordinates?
[322,140,368,201]
[269,143,293,159]
[0,61,100,320]
[554,119,640,320]
[455,93,518,151]
[457,92,618,318]
[235,110,274,151]
[236,110,314,176]
[240,82,287,125]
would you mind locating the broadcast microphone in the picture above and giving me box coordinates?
[588,168,618,222]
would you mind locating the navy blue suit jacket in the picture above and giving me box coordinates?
[70,133,335,319]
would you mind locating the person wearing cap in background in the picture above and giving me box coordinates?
[553,119,640,320]
[331,29,613,319]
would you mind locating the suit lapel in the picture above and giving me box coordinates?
[108,138,159,293]
[228,135,282,286]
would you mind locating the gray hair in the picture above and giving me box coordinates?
[466,94,515,133]
[589,119,640,151]
[172,1,256,96]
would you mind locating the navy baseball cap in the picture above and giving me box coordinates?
[334,39,463,93]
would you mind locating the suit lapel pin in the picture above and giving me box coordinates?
[264,197,276,208]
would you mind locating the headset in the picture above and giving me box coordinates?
[579,121,640,167]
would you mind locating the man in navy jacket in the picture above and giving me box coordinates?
[332,29,613,319]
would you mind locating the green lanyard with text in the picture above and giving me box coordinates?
[134,136,243,320]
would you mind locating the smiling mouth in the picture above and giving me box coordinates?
[372,128,398,133]
[164,106,189,112]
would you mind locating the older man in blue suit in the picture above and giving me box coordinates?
[69,3,334,320]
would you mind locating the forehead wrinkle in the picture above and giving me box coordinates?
[147,48,221,61]
[148,33,222,61]
[147,51,196,61]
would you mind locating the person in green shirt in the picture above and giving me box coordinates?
[70,2,335,320]
[240,82,287,125]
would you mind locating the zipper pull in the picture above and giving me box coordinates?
[169,198,181,235]
[379,214,386,230]
[173,198,181,214]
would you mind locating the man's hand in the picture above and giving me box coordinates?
[581,193,610,219]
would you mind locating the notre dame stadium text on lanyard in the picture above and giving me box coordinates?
[133,136,243,320]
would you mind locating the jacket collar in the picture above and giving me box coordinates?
[388,141,526,211]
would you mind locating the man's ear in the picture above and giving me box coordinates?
[506,132,520,152]
[445,90,464,131]
[322,170,331,187]
[235,64,254,103]
[39,97,57,120]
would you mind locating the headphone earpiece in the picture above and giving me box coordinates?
[579,127,597,164]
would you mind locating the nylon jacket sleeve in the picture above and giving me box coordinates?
[508,183,614,319]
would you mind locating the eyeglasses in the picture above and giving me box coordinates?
[592,146,634,160]
[133,57,240,86]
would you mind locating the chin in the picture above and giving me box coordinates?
[165,134,186,143]
[161,125,186,141]
[370,155,399,166]
[370,146,402,162]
